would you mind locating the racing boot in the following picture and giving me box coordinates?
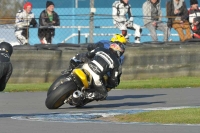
[135,37,141,43]
[83,90,107,101]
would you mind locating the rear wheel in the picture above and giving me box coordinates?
[45,81,77,109]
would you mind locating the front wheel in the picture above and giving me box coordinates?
[47,74,70,96]
[45,81,77,109]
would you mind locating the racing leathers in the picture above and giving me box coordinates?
[82,47,122,101]
[62,40,124,75]
[112,0,142,43]
[15,10,37,45]
[87,40,125,64]
[0,50,12,91]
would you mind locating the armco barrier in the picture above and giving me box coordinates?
[8,42,200,83]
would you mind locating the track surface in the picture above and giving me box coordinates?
[0,88,200,133]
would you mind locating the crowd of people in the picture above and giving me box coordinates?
[14,0,200,45]
[113,0,200,43]
[15,1,60,45]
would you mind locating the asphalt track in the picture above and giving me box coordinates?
[0,88,200,133]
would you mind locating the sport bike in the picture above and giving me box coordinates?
[45,64,109,109]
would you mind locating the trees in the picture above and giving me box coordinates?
[0,0,23,24]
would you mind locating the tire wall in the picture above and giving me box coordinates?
[123,43,200,80]
[9,43,200,83]
[9,48,87,83]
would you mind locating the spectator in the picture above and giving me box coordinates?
[189,0,200,39]
[143,0,170,42]
[38,1,60,44]
[15,2,37,45]
[0,42,13,91]
[166,0,192,42]
[112,0,142,43]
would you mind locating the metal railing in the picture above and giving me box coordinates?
[0,24,179,44]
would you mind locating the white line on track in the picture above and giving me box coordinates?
[11,106,200,126]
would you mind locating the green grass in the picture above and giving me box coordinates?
[5,83,51,92]
[117,77,200,89]
[115,108,200,124]
[5,76,200,92]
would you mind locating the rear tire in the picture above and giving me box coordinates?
[45,81,76,109]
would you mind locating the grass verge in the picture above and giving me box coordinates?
[5,77,200,92]
[114,108,200,124]
[5,83,51,92]
[117,77,200,89]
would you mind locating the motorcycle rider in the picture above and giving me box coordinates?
[112,0,142,43]
[48,34,126,98]
[70,42,125,106]
[63,34,127,75]
[15,2,37,45]
[0,42,13,91]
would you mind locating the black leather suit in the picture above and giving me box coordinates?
[0,51,12,91]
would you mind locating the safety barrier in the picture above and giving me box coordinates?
[8,40,200,83]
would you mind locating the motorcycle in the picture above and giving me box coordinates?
[45,63,110,109]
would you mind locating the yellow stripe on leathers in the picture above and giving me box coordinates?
[73,69,89,88]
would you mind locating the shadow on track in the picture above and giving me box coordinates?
[0,113,59,118]
[83,101,166,109]
[58,94,166,109]
[107,94,166,100]
[59,101,166,110]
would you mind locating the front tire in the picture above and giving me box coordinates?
[47,74,70,96]
[45,81,76,109]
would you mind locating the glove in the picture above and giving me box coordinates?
[70,58,83,69]
[108,77,118,88]
[30,18,37,27]
[75,53,89,63]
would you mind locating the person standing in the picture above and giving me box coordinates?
[15,2,37,45]
[112,0,142,43]
[0,42,13,91]
[38,1,60,44]
[188,0,200,38]
[166,0,192,42]
[143,0,170,42]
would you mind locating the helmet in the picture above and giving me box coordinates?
[109,43,125,57]
[110,34,127,45]
[0,42,13,56]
